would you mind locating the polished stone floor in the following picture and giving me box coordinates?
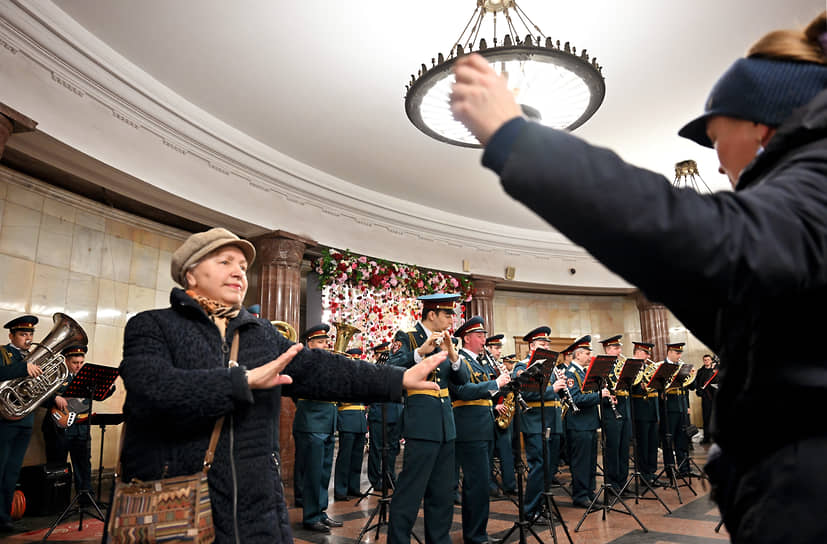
[5,440,729,543]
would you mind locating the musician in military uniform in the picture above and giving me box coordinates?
[387,294,469,544]
[334,348,368,500]
[487,334,517,497]
[450,318,510,544]
[695,354,718,444]
[512,326,567,518]
[599,335,633,493]
[0,316,41,532]
[630,341,659,484]
[291,323,342,533]
[565,335,612,507]
[366,342,404,491]
[659,342,690,480]
[42,345,115,501]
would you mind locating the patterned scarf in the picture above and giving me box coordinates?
[186,290,241,337]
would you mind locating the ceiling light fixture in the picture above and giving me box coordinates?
[404,0,606,148]
[673,160,712,193]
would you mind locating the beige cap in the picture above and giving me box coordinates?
[171,227,256,287]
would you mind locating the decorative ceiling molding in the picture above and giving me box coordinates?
[0,1,602,262]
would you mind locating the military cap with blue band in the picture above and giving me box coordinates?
[302,323,331,342]
[62,344,88,356]
[4,315,38,332]
[454,316,487,337]
[345,347,363,358]
[485,334,504,346]
[418,293,459,313]
[572,335,592,351]
[523,326,551,343]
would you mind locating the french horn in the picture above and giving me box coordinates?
[271,321,298,342]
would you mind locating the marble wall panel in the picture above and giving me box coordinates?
[94,323,125,368]
[127,284,157,320]
[65,271,99,323]
[75,209,106,231]
[6,184,43,212]
[0,254,34,312]
[30,263,68,316]
[96,278,129,328]
[0,201,41,260]
[129,243,159,290]
[37,212,73,269]
[156,250,175,293]
[42,198,76,223]
[100,234,133,282]
[70,224,105,277]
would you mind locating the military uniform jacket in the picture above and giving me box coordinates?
[565,363,600,431]
[512,358,563,435]
[337,403,368,433]
[0,343,34,426]
[663,361,688,413]
[389,322,469,442]
[367,401,403,423]
[631,380,659,422]
[449,349,497,442]
[293,398,337,434]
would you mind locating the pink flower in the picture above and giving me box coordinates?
[417,280,424,288]
[358,256,367,264]
[450,277,459,287]
[389,278,398,287]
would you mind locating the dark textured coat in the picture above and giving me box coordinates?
[119,288,405,544]
[484,89,827,468]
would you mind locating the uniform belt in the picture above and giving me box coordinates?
[75,413,89,422]
[666,390,683,395]
[632,392,659,399]
[297,398,337,404]
[452,399,492,408]
[526,401,561,408]
[408,388,450,398]
[338,404,366,411]
[615,391,629,397]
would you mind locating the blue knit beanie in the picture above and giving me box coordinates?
[679,57,827,148]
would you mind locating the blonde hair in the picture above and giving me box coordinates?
[748,11,827,64]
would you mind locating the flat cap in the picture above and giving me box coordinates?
[171,228,256,287]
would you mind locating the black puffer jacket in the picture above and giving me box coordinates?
[484,89,827,469]
[119,288,404,543]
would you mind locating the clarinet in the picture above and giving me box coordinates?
[555,364,580,414]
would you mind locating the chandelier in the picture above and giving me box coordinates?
[404,0,606,148]
[673,160,712,193]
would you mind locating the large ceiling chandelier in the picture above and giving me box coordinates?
[405,0,606,148]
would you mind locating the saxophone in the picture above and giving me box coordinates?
[485,350,517,430]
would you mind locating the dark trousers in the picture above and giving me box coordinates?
[457,440,493,544]
[491,425,516,493]
[43,419,92,495]
[602,413,632,488]
[567,429,597,503]
[294,431,334,524]
[701,396,714,441]
[661,411,688,474]
[368,418,401,489]
[388,438,455,544]
[523,432,561,514]
[0,423,32,524]
[634,419,659,480]
[334,431,365,497]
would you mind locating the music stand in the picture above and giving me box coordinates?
[612,360,672,514]
[574,356,647,533]
[647,362,696,504]
[40,363,119,542]
[90,413,124,504]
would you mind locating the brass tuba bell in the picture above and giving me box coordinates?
[332,321,361,354]
[271,321,298,342]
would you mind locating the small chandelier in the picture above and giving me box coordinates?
[673,160,712,193]
[405,0,606,148]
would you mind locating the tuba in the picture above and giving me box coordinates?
[0,313,88,420]
[271,321,298,342]
[332,321,361,354]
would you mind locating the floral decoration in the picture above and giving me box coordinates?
[315,248,473,352]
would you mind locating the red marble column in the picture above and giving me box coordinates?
[0,103,37,159]
[251,230,316,483]
[635,291,670,362]
[467,276,497,332]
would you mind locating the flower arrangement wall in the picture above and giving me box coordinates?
[315,248,473,352]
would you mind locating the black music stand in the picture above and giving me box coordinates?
[612,360,672,514]
[522,349,574,544]
[40,363,119,542]
[574,356,647,533]
[90,413,124,504]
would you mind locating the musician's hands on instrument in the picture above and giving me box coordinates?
[552,377,567,393]
[495,373,510,389]
[601,387,612,399]
[495,403,506,415]
[417,332,442,358]
[247,343,302,389]
[27,362,42,377]
[54,396,67,410]
[441,331,459,362]
[450,53,524,146]
[402,351,448,391]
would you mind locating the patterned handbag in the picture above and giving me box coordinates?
[107,333,238,543]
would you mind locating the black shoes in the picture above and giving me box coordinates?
[333,494,350,501]
[572,498,592,508]
[303,521,330,533]
[322,514,343,528]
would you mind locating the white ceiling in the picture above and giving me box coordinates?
[43,0,826,232]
